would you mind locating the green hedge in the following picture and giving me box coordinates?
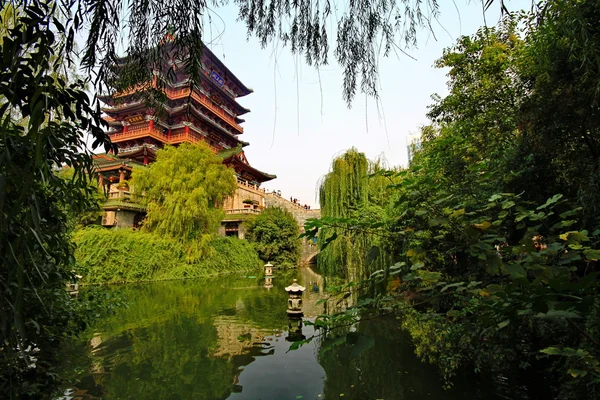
[73,227,262,284]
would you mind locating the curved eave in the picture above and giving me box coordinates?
[101,101,146,115]
[197,74,250,115]
[98,94,113,103]
[93,159,144,172]
[223,156,276,183]
[202,45,253,97]
[217,144,244,160]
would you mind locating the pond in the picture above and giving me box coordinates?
[57,267,512,400]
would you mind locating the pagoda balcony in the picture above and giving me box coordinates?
[109,121,169,144]
[166,87,244,134]
[108,122,221,153]
[102,85,244,134]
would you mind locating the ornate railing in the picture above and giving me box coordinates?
[236,179,266,194]
[166,88,243,133]
[108,124,220,153]
[107,190,143,201]
[225,208,261,215]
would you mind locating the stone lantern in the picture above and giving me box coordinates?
[264,276,273,290]
[264,262,274,276]
[284,279,306,316]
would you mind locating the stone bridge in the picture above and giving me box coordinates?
[264,193,320,265]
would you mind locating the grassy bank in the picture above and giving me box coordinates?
[73,227,262,284]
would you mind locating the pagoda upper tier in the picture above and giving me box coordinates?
[99,42,274,184]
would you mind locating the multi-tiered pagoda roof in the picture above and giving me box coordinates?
[97,43,275,185]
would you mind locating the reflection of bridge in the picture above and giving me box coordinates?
[300,242,319,266]
[264,193,321,265]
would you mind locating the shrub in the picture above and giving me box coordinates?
[73,227,261,284]
[245,207,301,268]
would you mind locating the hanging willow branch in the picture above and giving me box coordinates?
[318,148,392,279]
[8,0,447,107]
[7,1,521,106]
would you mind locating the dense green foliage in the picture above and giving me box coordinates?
[134,142,236,241]
[73,227,262,284]
[305,2,600,398]
[0,2,113,397]
[246,207,301,269]
[316,149,392,280]
[56,167,106,228]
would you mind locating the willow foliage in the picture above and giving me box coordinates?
[134,142,236,241]
[318,149,391,280]
[5,0,452,107]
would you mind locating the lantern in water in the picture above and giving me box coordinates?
[284,279,306,316]
[264,262,274,276]
[286,316,306,342]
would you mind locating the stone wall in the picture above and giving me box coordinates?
[263,193,320,232]
[224,182,267,212]
[264,193,321,265]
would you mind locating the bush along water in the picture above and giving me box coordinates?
[245,207,301,269]
[73,227,262,284]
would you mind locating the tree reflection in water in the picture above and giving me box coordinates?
[57,269,510,400]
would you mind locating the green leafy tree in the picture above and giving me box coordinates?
[303,3,600,397]
[56,167,106,228]
[134,142,236,241]
[0,2,112,397]
[246,207,301,269]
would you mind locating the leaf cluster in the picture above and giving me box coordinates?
[0,2,112,397]
[245,206,301,268]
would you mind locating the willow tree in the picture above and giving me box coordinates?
[134,142,236,243]
[318,149,391,280]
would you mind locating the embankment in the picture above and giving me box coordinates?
[73,227,262,284]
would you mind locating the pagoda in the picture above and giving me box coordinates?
[95,42,275,232]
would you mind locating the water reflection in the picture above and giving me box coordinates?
[58,268,507,400]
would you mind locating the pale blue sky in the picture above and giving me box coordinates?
[197,1,530,208]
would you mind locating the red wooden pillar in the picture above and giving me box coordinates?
[149,119,154,131]
[123,124,128,133]
[119,169,125,183]
[144,154,149,165]
[184,125,189,138]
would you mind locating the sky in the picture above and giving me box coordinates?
[100,0,530,208]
